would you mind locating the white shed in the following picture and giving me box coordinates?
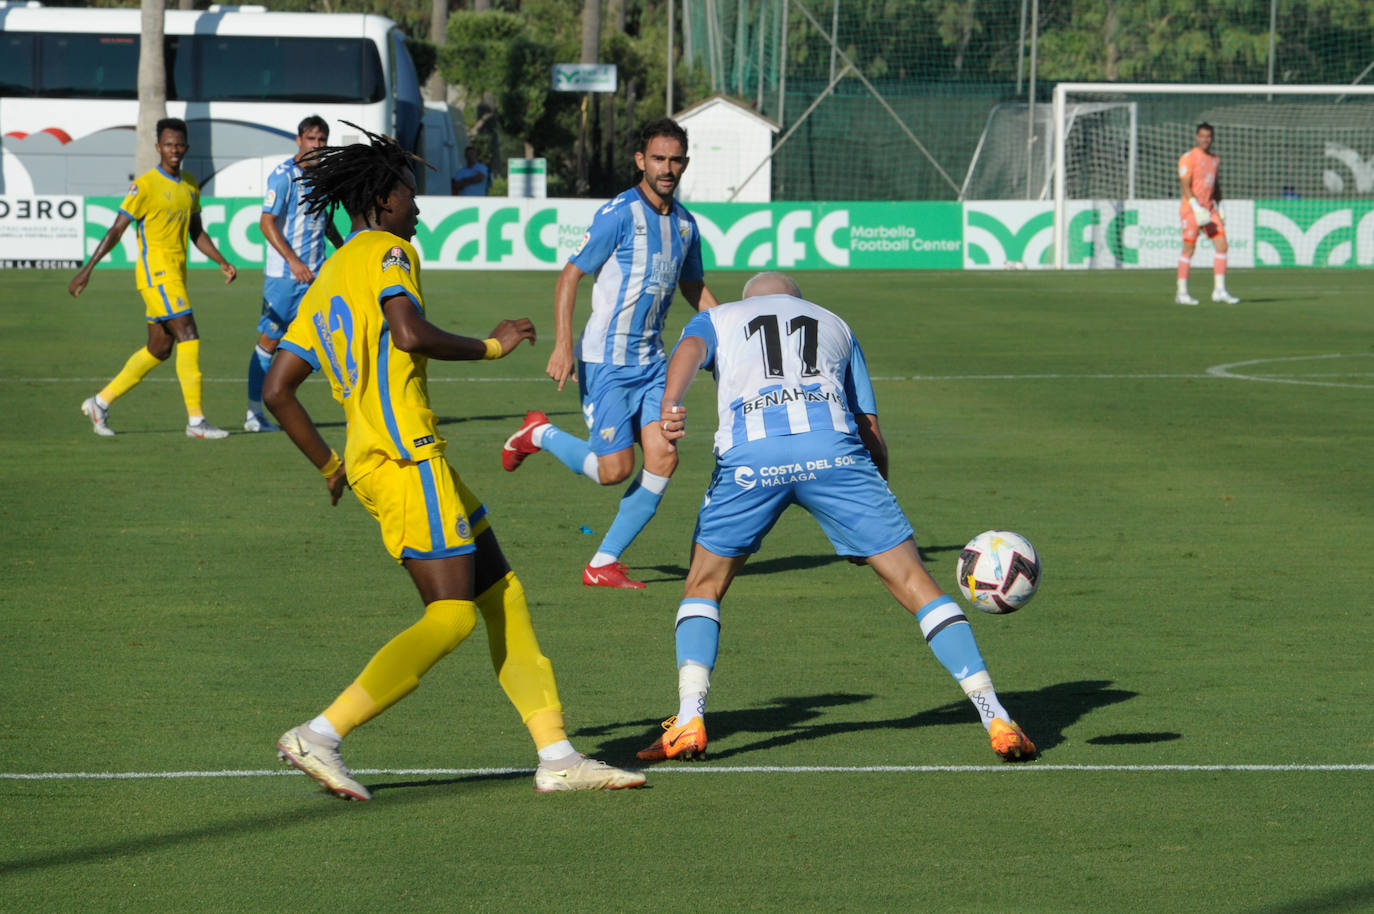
[674,95,779,203]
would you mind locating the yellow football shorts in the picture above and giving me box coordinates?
[351,455,491,563]
[140,280,192,323]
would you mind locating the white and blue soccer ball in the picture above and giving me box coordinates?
[956,530,1041,614]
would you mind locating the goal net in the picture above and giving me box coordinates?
[1052,83,1374,268]
[962,101,1137,201]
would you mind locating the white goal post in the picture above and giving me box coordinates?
[1051,82,1374,269]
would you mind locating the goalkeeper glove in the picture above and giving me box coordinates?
[1189,198,1211,225]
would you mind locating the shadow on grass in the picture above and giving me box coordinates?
[644,552,849,583]
[577,679,1138,763]
[641,543,969,585]
[433,408,582,430]
[1248,881,1374,914]
[0,768,529,878]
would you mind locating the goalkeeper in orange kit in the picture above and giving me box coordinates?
[1175,122,1239,305]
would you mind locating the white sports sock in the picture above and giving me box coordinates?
[307,714,342,745]
[957,671,1010,731]
[676,661,711,723]
[589,551,618,568]
[537,739,577,765]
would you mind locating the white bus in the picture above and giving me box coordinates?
[0,3,457,197]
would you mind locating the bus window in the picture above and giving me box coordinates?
[192,36,384,104]
[0,34,35,97]
[166,35,192,101]
[40,33,138,98]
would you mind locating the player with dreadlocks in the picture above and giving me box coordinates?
[263,127,646,799]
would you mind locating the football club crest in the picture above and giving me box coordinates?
[455,514,471,540]
[599,427,616,443]
[381,246,411,273]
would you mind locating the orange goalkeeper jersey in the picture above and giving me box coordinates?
[1177,147,1218,209]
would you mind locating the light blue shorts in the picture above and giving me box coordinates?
[692,431,914,558]
[257,275,310,339]
[577,360,667,456]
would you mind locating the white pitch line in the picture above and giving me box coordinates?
[2,763,1371,781]
[0,373,1226,385]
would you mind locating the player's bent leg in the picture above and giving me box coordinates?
[246,335,281,431]
[475,571,563,725]
[585,431,675,586]
[868,540,1037,761]
[473,571,645,791]
[98,347,163,409]
[866,538,946,613]
[594,447,636,485]
[639,548,744,761]
[322,597,479,736]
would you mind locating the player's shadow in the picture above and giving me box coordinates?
[917,542,965,563]
[1247,881,1374,914]
[644,552,850,583]
[643,543,969,585]
[366,768,529,796]
[0,766,534,879]
[433,409,582,429]
[578,679,1139,762]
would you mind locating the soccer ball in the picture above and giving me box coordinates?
[956,530,1041,614]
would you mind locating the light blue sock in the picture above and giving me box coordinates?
[675,600,721,668]
[915,595,987,681]
[540,425,597,478]
[247,345,273,406]
[596,470,669,560]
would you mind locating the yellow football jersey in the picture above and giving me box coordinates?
[280,230,444,480]
[119,166,200,290]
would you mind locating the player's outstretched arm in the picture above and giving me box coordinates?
[68,212,132,297]
[189,214,237,284]
[383,294,535,361]
[263,349,348,504]
[546,262,586,390]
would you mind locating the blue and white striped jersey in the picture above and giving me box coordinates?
[569,186,705,366]
[262,157,329,279]
[676,294,878,457]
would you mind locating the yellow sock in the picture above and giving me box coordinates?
[99,347,162,405]
[476,572,566,746]
[175,338,204,419]
[321,599,477,738]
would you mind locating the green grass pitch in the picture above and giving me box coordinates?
[2,266,1372,912]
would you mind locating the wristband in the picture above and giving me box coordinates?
[482,338,503,360]
[319,450,342,478]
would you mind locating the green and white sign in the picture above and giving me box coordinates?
[553,63,617,93]
[508,158,547,199]
[690,202,962,270]
[73,196,1374,273]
